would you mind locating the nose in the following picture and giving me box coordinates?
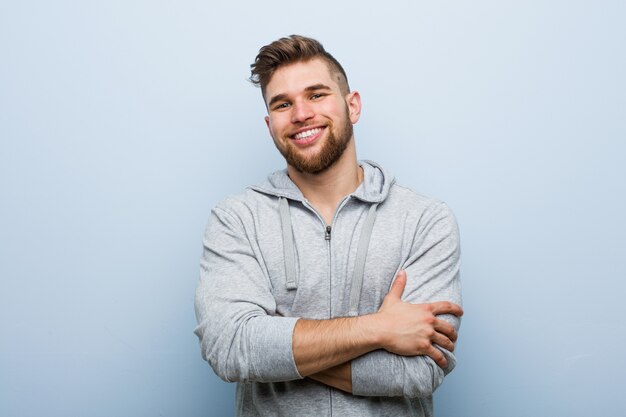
[291,100,314,124]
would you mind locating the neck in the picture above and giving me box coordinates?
[287,139,363,223]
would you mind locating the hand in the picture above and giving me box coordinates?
[374,270,463,368]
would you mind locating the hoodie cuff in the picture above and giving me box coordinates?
[352,349,403,396]
[249,316,303,382]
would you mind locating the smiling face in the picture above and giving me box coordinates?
[264,58,361,174]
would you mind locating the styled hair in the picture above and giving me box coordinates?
[250,35,350,98]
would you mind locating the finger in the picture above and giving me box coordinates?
[433,319,457,342]
[431,332,455,352]
[426,345,448,369]
[430,301,463,317]
[386,270,406,300]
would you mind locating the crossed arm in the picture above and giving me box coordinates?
[195,202,462,397]
[293,270,463,393]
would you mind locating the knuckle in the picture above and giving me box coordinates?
[419,304,433,313]
[416,340,430,351]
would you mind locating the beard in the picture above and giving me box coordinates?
[276,110,353,175]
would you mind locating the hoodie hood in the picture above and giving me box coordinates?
[248,160,395,203]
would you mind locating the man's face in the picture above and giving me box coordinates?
[264,58,361,174]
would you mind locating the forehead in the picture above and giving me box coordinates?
[265,59,339,99]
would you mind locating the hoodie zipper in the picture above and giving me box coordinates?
[302,196,351,313]
[301,196,352,417]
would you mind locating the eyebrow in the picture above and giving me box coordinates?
[267,84,332,108]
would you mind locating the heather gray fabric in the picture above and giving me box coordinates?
[194,160,462,417]
[348,202,378,316]
[278,197,298,290]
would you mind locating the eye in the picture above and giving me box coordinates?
[273,102,290,111]
[310,93,325,100]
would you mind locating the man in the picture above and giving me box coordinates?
[195,35,463,416]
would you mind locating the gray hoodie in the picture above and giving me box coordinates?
[194,160,462,416]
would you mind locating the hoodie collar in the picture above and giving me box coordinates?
[249,160,395,203]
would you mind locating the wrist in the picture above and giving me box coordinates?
[355,313,386,351]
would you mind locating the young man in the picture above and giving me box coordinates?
[195,35,463,416]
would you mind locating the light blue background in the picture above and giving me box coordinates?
[1,1,625,416]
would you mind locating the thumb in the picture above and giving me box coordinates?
[387,270,407,300]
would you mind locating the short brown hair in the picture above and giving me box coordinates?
[250,35,350,98]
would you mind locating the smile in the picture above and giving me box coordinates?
[289,126,326,146]
[292,127,323,140]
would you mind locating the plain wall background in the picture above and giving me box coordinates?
[1,1,625,416]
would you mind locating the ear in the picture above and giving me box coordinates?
[264,115,275,138]
[345,91,361,124]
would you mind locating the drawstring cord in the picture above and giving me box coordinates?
[279,195,379,317]
[348,203,379,316]
[279,197,298,290]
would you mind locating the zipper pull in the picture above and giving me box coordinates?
[325,225,332,241]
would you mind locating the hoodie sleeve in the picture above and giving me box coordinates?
[351,202,462,397]
[194,206,302,383]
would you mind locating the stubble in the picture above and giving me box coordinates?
[276,105,353,174]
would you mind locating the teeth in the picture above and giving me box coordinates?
[294,128,321,140]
